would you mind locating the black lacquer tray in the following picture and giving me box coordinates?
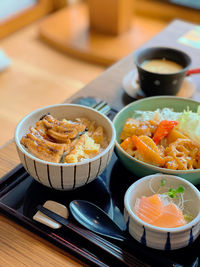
[1,155,200,267]
[0,105,200,267]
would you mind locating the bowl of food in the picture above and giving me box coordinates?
[124,173,200,250]
[113,96,200,184]
[134,46,191,96]
[15,104,116,190]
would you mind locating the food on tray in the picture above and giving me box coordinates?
[120,107,200,170]
[21,114,108,163]
[135,179,193,228]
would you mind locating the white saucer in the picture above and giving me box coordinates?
[122,69,196,98]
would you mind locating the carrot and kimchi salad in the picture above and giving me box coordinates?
[120,107,200,170]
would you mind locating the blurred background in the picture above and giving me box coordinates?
[0,0,199,146]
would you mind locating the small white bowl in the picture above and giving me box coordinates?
[124,174,200,250]
[15,104,116,190]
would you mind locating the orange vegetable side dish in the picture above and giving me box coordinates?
[120,118,200,170]
[20,114,108,163]
[135,194,186,228]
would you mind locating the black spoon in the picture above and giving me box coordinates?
[69,200,128,241]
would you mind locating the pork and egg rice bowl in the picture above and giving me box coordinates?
[20,113,108,164]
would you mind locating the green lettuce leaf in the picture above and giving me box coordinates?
[177,106,200,143]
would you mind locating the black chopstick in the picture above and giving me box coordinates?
[92,101,107,110]
[37,205,146,267]
[92,101,111,115]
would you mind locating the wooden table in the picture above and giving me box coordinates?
[0,18,105,147]
[0,10,168,147]
[1,19,200,266]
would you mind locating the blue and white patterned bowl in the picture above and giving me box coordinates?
[124,174,200,250]
[15,104,116,190]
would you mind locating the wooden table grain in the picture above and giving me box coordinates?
[1,19,200,266]
[0,19,105,147]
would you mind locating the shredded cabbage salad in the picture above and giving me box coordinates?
[134,106,200,144]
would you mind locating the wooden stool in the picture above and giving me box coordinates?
[88,0,133,35]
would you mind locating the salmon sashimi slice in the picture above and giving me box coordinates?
[153,203,186,228]
[135,194,163,224]
[135,194,186,228]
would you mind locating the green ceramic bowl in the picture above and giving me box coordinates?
[113,96,200,185]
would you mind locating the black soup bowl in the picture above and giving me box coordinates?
[134,47,191,96]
